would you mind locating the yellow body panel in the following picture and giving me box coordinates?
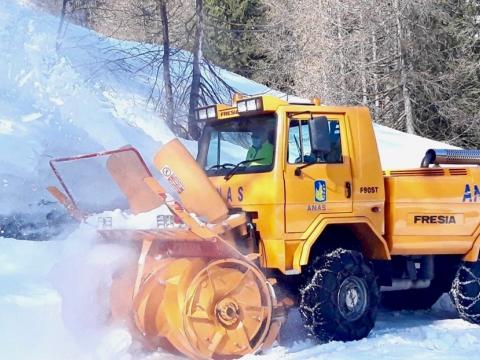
[154,138,229,223]
[283,113,353,233]
[384,168,480,255]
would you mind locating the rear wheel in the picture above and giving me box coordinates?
[451,260,480,324]
[299,248,379,342]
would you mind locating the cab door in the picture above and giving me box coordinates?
[284,115,353,233]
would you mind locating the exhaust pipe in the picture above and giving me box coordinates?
[421,149,480,168]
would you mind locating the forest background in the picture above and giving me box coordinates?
[36,0,480,147]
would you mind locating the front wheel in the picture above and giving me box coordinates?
[299,248,379,342]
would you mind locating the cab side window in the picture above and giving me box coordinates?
[287,119,302,163]
[288,119,342,164]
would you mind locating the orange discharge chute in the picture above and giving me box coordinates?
[153,138,229,223]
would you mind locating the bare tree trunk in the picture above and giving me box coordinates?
[371,31,380,120]
[188,0,203,140]
[394,0,415,134]
[336,10,347,94]
[159,0,175,130]
[56,0,69,51]
[359,11,368,106]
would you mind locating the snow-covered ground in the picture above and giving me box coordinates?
[0,1,477,359]
[2,231,480,360]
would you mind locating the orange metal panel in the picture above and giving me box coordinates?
[384,167,480,254]
[153,138,229,223]
[106,150,164,214]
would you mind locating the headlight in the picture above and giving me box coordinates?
[207,106,216,118]
[197,108,208,120]
[237,97,263,113]
[237,101,247,112]
[195,106,217,120]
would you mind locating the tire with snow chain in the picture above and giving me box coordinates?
[451,261,480,324]
[299,248,379,342]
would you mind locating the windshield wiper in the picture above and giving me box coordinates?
[224,158,264,181]
[208,163,235,171]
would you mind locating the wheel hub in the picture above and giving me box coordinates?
[346,288,359,309]
[338,276,368,321]
[215,298,240,326]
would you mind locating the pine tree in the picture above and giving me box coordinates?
[203,0,266,78]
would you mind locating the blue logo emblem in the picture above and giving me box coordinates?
[314,180,327,202]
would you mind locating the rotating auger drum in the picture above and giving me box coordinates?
[125,256,278,359]
[47,139,284,359]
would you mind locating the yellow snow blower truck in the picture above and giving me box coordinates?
[48,95,480,359]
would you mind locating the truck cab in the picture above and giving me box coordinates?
[196,95,388,274]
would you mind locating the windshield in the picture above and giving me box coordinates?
[198,115,277,176]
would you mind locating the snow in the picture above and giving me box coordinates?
[373,124,457,170]
[2,228,480,360]
[0,0,477,359]
[0,0,176,216]
[0,237,74,360]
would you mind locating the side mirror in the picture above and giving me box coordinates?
[309,116,331,156]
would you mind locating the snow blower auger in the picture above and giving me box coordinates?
[47,139,285,360]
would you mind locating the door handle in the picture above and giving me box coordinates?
[345,181,352,198]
